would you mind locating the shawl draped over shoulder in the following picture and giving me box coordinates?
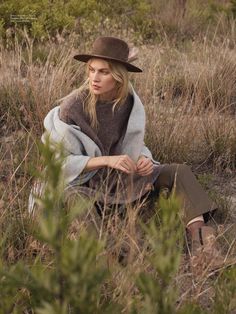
[42,88,159,186]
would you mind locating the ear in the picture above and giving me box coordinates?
[128,47,139,62]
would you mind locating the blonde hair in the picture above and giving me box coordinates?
[62,59,131,129]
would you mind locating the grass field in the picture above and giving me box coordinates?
[0,13,236,313]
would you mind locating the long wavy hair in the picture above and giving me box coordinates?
[59,58,131,129]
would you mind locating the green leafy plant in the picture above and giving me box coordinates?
[0,137,120,313]
[213,267,236,314]
[133,194,184,314]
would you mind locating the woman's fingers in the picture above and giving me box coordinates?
[137,163,152,172]
[136,157,149,169]
[138,169,152,176]
[122,156,136,172]
[136,157,153,176]
[108,155,136,173]
[119,165,132,174]
[137,159,153,170]
[107,155,155,175]
[119,160,132,173]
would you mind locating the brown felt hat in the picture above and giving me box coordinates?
[74,36,142,73]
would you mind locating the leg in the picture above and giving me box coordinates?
[153,163,216,247]
[153,163,217,226]
[153,164,236,273]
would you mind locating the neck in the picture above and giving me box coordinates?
[99,89,117,102]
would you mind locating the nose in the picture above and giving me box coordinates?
[93,71,100,82]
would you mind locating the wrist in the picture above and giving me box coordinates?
[103,156,110,167]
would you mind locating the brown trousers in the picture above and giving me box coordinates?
[152,164,216,224]
[65,164,217,237]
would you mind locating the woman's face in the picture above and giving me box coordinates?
[88,58,117,100]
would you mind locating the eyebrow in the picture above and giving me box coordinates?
[89,65,110,71]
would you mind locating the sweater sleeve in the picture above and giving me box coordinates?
[62,154,95,184]
[59,92,83,125]
[59,104,74,124]
[140,144,160,165]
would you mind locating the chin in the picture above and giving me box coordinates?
[89,89,101,96]
[94,90,102,94]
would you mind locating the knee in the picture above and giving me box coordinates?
[175,163,191,171]
[166,163,191,175]
[173,164,192,178]
[156,163,192,190]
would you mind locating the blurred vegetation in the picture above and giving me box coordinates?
[0,135,235,313]
[1,0,236,43]
[0,1,236,313]
[0,0,152,42]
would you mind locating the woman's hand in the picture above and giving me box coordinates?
[85,155,152,176]
[106,155,137,174]
[136,156,153,176]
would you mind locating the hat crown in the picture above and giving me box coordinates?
[73,36,142,72]
[92,37,129,62]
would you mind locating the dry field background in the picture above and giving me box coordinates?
[0,8,236,313]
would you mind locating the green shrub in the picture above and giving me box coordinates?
[0,0,234,43]
[213,267,236,313]
[133,195,184,314]
[0,138,119,313]
[230,0,236,18]
[0,109,235,313]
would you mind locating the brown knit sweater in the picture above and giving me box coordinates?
[59,91,133,156]
[59,91,160,205]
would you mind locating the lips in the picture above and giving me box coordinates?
[92,84,101,89]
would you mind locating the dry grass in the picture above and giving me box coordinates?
[133,38,236,170]
[0,33,84,135]
[0,28,236,311]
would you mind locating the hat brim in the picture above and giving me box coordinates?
[74,54,142,73]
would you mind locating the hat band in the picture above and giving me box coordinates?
[91,48,128,63]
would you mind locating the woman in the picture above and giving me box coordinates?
[42,37,233,272]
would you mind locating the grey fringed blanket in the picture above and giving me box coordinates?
[42,88,159,185]
[28,88,160,212]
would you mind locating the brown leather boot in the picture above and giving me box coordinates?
[190,226,236,276]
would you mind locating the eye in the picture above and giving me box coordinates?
[101,70,109,75]
[89,67,95,73]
